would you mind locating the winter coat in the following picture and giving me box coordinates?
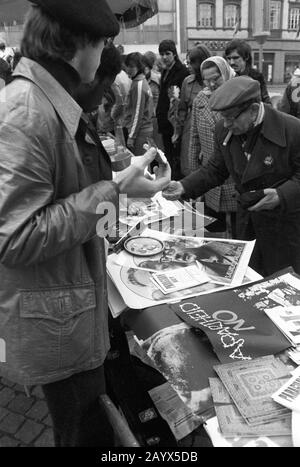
[278,73,300,119]
[241,68,271,105]
[188,90,237,212]
[156,60,189,136]
[181,104,300,276]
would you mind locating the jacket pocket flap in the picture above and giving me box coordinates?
[20,285,96,323]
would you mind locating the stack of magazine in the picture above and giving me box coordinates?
[208,356,294,445]
[265,306,300,347]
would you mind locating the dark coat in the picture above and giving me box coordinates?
[156,59,189,135]
[241,68,271,105]
[278,74,300,119]
[182,105,300,276]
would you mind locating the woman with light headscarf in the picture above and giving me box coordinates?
[188,56,238,236]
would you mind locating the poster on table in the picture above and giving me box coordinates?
[172,269,297,363]
[107,229,256,309]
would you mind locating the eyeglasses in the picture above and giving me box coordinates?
[203,75,223,86]
[221,106,248,123]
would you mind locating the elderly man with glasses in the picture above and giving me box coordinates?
[163,76,300,277]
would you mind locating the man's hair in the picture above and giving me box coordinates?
[188,44,211,65]
[0,42,6,51]
[142,54,153,71]
[21,5,104,62]
[96,42,122,81]
[225,39,253,68]
[143,51,157,69]
[125,52,145,75]
[158,39,178,59]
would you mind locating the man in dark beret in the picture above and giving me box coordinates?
[163,76,300,277]
[0,0,170,447]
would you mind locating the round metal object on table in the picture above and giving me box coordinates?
[124,236,164,257]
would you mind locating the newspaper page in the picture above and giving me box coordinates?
[265,306,300,346]
[148,383,202,441]
[236,271,300,312]
[118,193,181,228]
[272,366,300,413]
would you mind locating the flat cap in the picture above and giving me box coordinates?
[210,76,261,111]
[28,0,120,37]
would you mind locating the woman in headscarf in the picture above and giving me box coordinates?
[188,56,238,237]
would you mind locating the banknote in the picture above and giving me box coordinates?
[214,356,291,421]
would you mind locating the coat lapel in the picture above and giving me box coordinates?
[229,137,247,178]
[241,137,267,184]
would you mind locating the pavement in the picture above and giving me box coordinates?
[0,377,54,447]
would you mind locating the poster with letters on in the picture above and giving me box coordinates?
[171,270,295,363]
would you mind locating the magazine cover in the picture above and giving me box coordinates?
[265,306,300,346]
[140,323,217,418]
[171,270,294,363]
[112,229,255,285]
[107,229,256,309]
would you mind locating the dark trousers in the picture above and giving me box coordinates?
[42,366,114,447]
[161,133,182,181]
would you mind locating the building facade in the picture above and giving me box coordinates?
[1,0,300,83]
[185,0,300,84]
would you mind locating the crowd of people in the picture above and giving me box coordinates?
[0,0,300,449]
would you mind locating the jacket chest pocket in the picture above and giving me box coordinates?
[19,285,96,373]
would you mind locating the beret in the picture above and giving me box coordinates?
[28,0,120,37]
[210,76,261,111]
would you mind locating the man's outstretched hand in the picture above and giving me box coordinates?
[115,148,171,198]
[162,181,185,201]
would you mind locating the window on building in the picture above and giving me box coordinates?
[224,2,241,29]
[197,1,215,28]
[289,6,300,29]
[270,1,282,29]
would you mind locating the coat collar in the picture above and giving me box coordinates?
[162,59,185,81]
[222,104,287,148]
[13,57,82,138]
[260,104,286,148]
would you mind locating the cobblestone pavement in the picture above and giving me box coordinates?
[0,377,54,447]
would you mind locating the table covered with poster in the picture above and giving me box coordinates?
[107,201,300,447]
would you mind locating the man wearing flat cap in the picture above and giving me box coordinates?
[164,75,300,277]
[0,0,170,447]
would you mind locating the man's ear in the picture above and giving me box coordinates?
[250,102,260,120]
